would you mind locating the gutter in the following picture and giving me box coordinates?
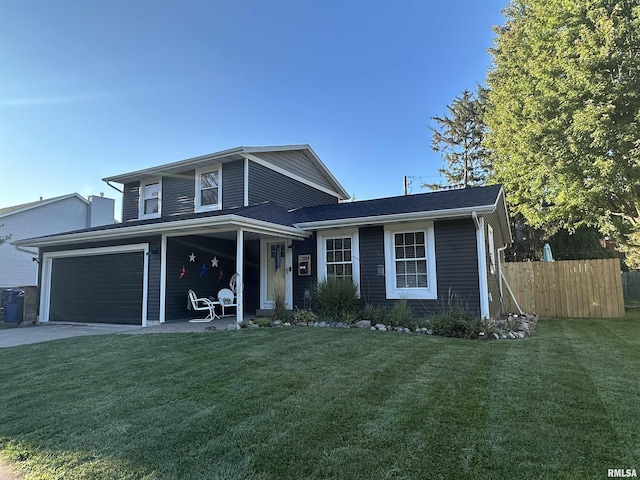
[297,204,497,231]
[15,214,310,248]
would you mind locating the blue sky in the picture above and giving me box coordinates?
[0,0,506,219]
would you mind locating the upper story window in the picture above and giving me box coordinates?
[139,179,161,219]
[317,228,360,297]
[384,222,437,299]
[195,166,222,212]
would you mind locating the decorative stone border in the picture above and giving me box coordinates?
[225,313,539,340]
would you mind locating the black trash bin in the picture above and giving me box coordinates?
[1,289,24,324]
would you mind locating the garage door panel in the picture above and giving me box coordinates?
[50,252,144,325]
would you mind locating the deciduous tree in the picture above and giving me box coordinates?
[484,0,640,252]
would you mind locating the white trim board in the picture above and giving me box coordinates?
[39,243,150,326]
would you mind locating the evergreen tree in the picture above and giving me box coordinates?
[424,87,491,190]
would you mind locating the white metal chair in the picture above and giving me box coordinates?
[216,288,237,316]
[187,289,220,322]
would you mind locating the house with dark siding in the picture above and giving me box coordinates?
[15,145,512,326]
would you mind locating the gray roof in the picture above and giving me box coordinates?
[15,184,510,247]
[103,144,350,200]
[293,184,505,224]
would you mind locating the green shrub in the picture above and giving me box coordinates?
[292,308,318,324]
[389,297,415,328]
[357,304,390,325]
[428,307,485,339]
[311,277,359,320]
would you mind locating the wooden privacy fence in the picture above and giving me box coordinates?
[501,259,625,318]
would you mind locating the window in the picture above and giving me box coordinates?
[195,166,222,212]
[317,229,360,296]
[394,232,428,288]
[384,222,436,299]
[326,237,353,279]
[139,179,161,219]
[487,225,496,275]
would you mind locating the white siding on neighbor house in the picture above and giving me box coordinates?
[0,197,113,287]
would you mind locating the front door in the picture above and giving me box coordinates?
[260,239,293,309]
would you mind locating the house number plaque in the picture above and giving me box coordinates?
[298,254,311,276]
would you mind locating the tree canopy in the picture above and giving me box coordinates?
[484,0,640,251]
[425,87,491,190]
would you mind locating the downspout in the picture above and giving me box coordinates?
[472,212,490,320]
[103,179,123,194]
[13,244,38,259]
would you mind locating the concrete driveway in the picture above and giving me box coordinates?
[0,319,240,348]
[0,323,143,348]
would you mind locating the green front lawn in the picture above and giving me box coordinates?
[1,313,639,479]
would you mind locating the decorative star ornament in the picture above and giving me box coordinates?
[188,252,196,262]
[199,262,208,279]
[211,256,219,267]
[179,265,187,279]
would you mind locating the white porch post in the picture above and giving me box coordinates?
[236,228,244,323]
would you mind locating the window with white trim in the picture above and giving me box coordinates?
[139,179,161,219]
[487,224,496,275]
[384,222,437,299]
[195,166,221,212]
[317,229,360,296]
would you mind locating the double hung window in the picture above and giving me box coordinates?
[195,166,221,212]
[317,229,360,296]
[139,179,161,219]
[384,222,436,299]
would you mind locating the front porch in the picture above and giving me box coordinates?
[159,227,307,325]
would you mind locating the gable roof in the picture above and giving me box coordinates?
[15,185,511,248]
[0,193,88,219]
[103,144,350,200]
[293,184,506,226]
[14,201,308,248]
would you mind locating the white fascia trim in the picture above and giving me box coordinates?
[316,228,361,297]
[103,147,246,184]
[299,146,350,200]
[297,205,497,231]
[18,215,310,247]
[194,165,222,212]
[243,157,249,206]
[138,177,162,220]
[383,222,437,300]
[39,243,149,326]
[474,214,490,320]
[244,154,343,199]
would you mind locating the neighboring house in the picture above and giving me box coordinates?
[15,145,511,326]
[0,193,115,288]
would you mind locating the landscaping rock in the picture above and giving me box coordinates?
[226,323,240,331]
[394,326,404,332]
[356,320,372,329]
[491,333,500,340]
[272,320,282,327]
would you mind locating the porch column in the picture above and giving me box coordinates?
[236,228,244,323]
